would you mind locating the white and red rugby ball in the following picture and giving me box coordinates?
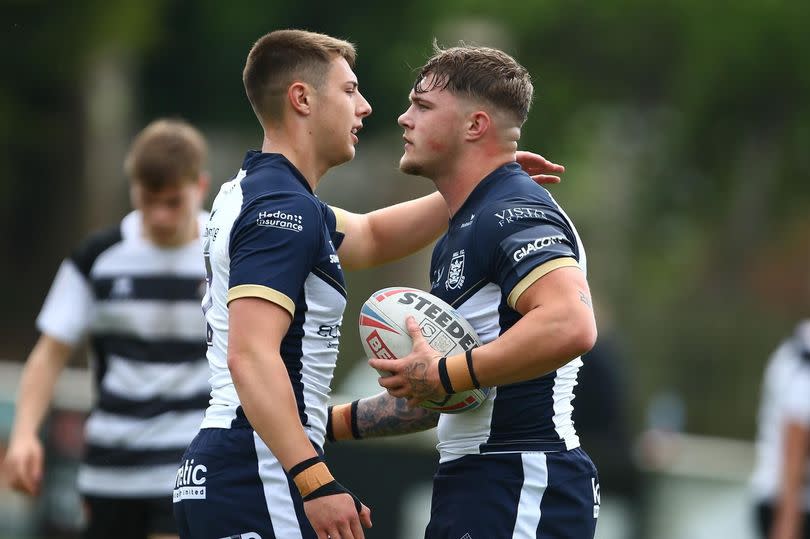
[359,287,489,414]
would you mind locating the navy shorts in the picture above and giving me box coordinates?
[173,426,316,539]
[424,448,599,539]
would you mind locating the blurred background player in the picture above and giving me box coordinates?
[2,118,211,539]
[750,319,810,539]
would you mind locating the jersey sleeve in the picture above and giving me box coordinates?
[326,205,346,250]
[783,365,810,426]
[36,259,95,345]
[481,203,581,309]
[227,193,322,316]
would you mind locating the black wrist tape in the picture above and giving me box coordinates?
[302,479,362,514]
[326,405,335,442]
[289,455,323,479]
[350,399,361,440]
[465,349,481,389]
[437,356,455,395]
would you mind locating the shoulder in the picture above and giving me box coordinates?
[70,221,124,278]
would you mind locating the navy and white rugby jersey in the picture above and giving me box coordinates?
[429,162,587,462]
[200,151,346,451]
[36,211,209,497]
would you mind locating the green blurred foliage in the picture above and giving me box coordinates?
[1,0,808,439]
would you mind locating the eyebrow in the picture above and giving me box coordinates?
[346,81,358,90]
[410,94,430,106]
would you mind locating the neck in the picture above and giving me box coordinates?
[434,147,516,217]
[261,126,325,191]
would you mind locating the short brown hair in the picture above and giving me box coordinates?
[243,29,357,124]
[124,118,207,190]
[414,43,534,125]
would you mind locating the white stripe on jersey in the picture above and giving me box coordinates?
[552,359,582,451]
[93,301,206,340]
[458,282,501,342]
[36,260,95,345]
[85,409,205,449]
[101,356,210,400]
[512,453,549,538]
[78,463,180,497]
[436,387,497,463]
[254,432,305,539]
[298,273,344,447]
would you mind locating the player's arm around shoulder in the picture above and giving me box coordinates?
[332,192,448,271]
[4,334,74,496]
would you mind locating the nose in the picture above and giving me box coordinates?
[398,109,410,128]
[357,91,372,118]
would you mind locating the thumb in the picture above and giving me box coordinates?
[405,316,423,343]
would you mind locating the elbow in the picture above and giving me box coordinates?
[227,353,249,384]
[566,313,598,359]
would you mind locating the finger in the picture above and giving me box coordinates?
[531,174,561,184]
[368,357,400,374]
[338,520,357,539]
[359,505,373,528]
[405,316,424,342]
[349,510,367,537]
[29,454,43,495]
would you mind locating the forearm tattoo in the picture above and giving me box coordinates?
[355,392,439,438]
[404,360,435,398]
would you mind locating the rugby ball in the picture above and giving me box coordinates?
[358,287,489,414]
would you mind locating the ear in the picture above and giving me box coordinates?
[129,183,141,210]
[196,172,211,199]
[465,110,491,141]
[288,82,312,115]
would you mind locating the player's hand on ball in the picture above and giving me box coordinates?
[368,316,445,407]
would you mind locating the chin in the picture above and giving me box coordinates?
[399,156,422,176]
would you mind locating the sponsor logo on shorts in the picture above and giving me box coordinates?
[218,533,262,539]
[173,458,207,502]
[512,235,566,262]
[257,210,303,232]
[592,477,601,518]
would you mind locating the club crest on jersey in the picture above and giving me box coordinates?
[445,250,466,290]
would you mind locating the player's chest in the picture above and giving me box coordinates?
[429,226,484,306]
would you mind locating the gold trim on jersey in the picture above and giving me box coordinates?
[331,206,348,234]
[227,285,295,316]
[507,257,580,309]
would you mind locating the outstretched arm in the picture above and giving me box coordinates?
[336,152,564,270]
[327,391,439,442]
